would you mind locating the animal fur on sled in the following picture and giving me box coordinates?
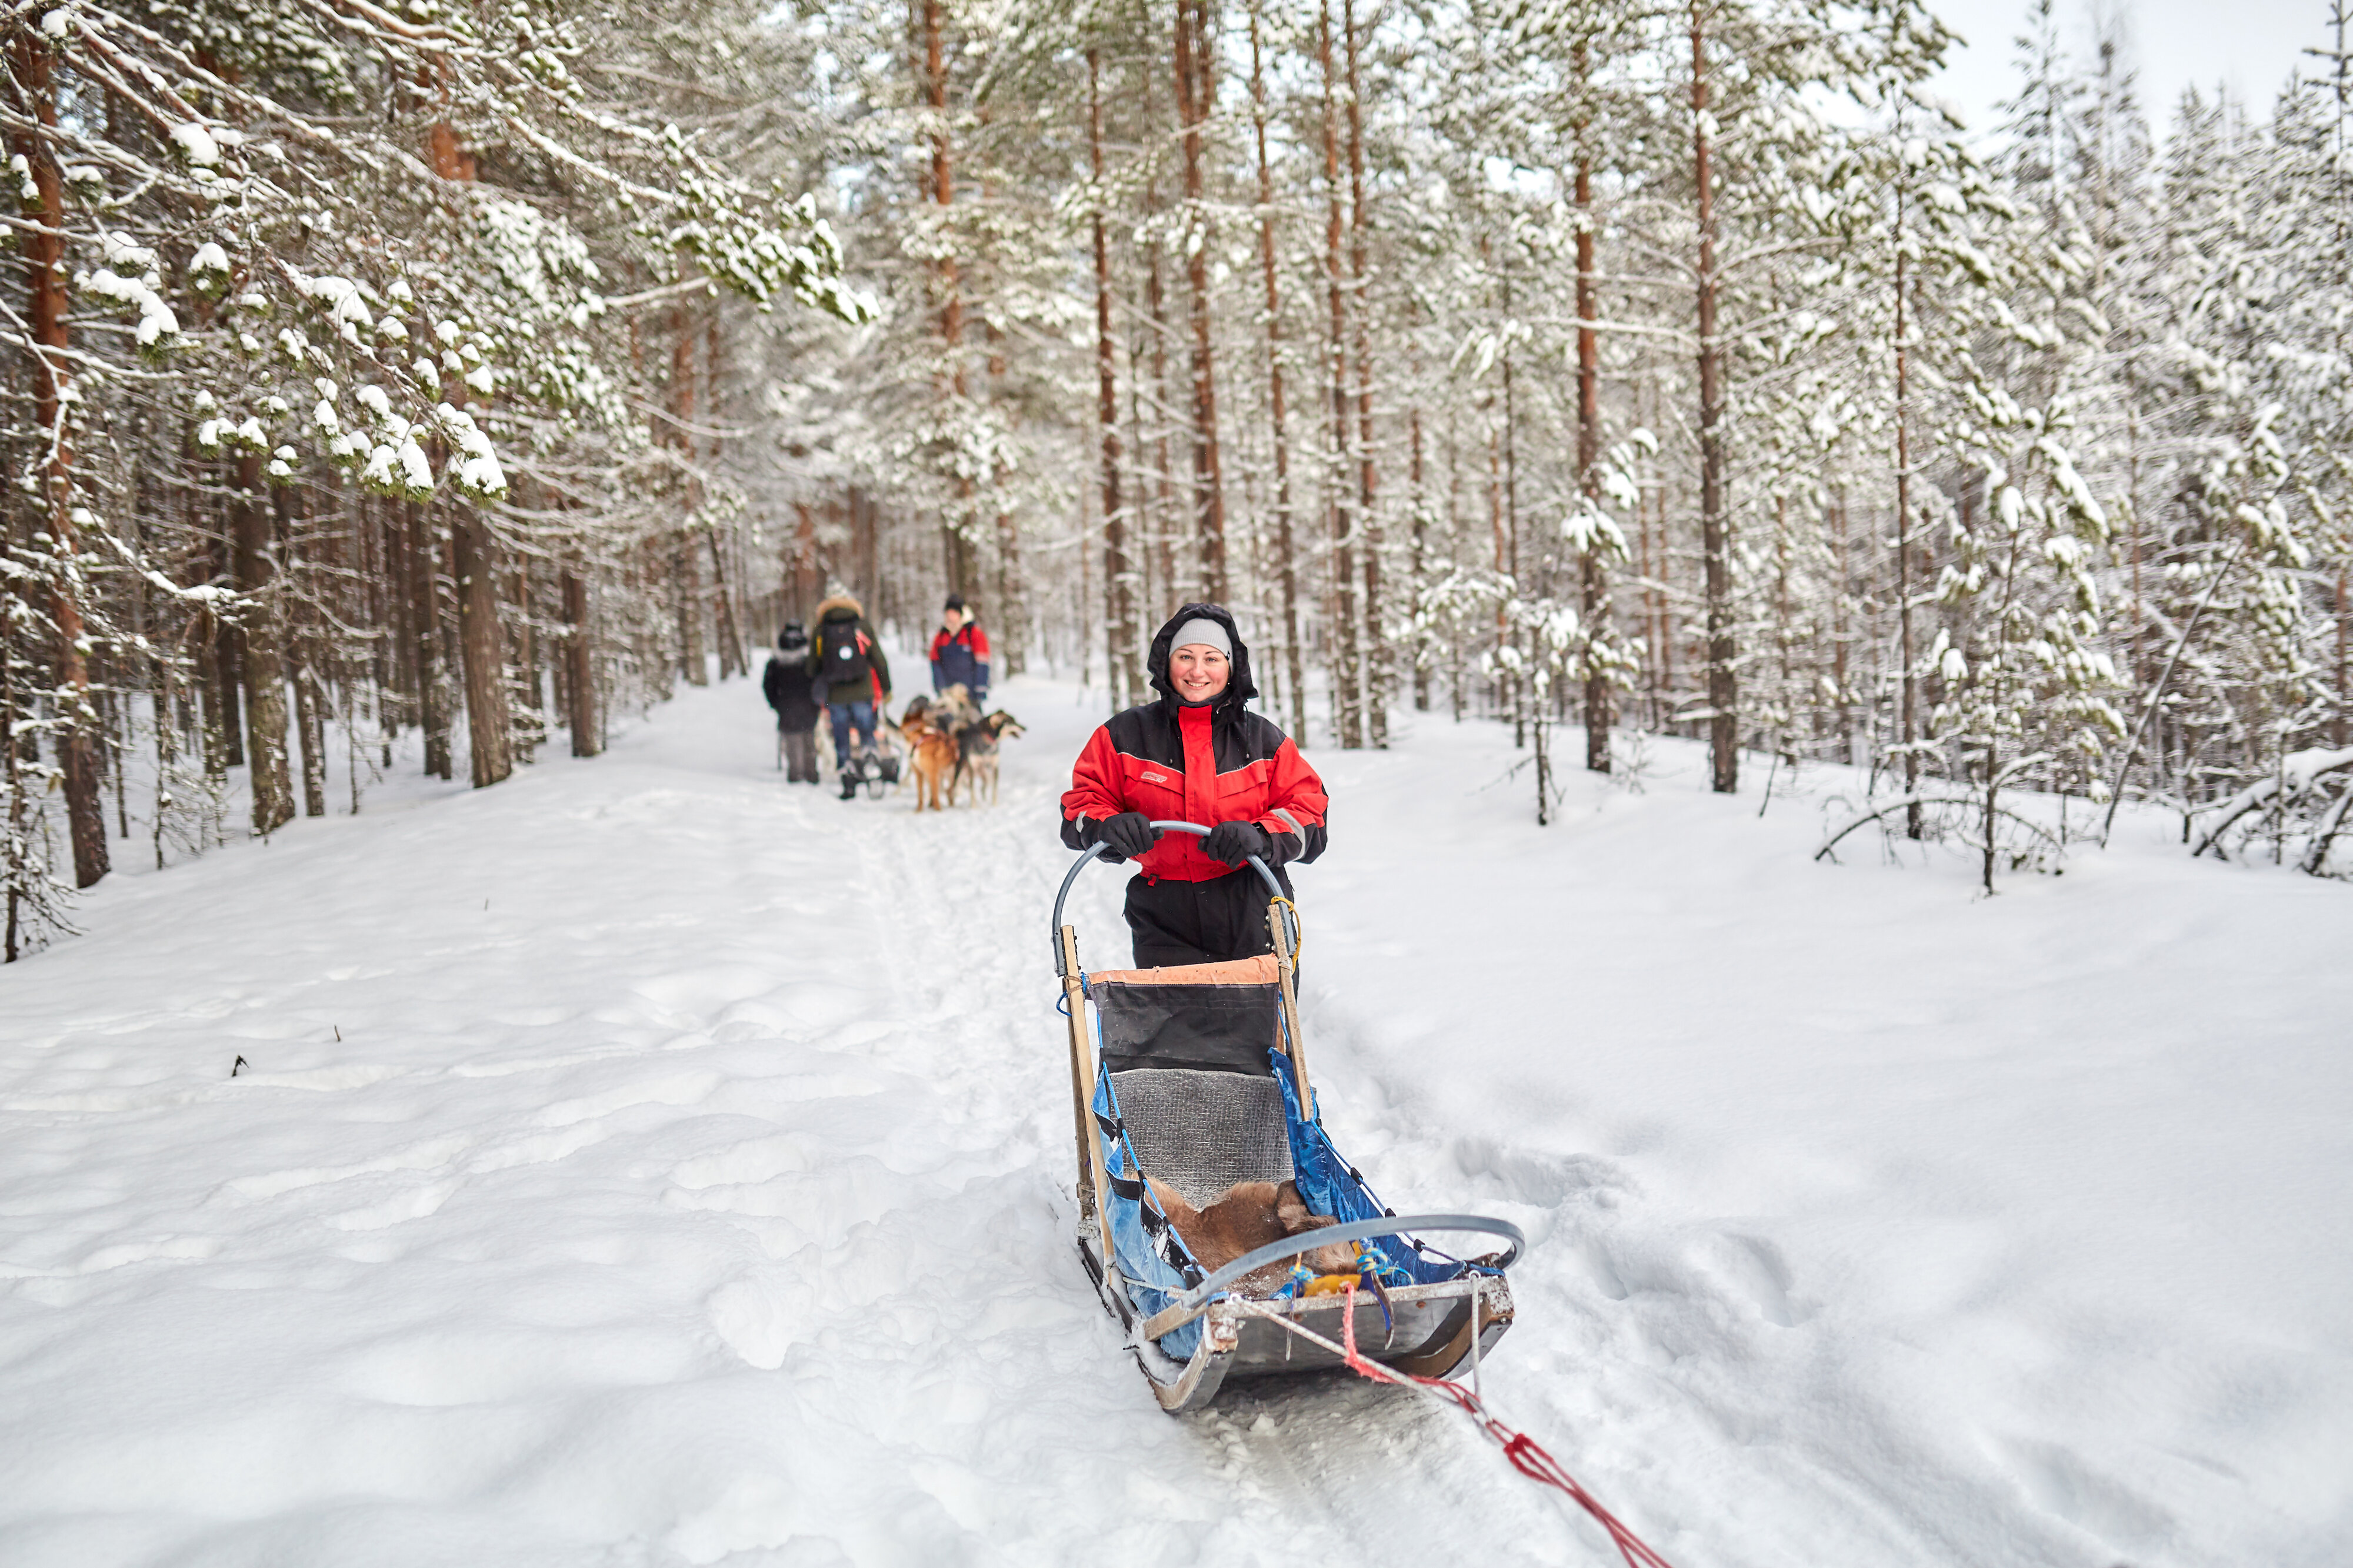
[1144,1176,1357,1294]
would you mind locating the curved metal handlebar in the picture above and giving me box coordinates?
[1175,1213,1524,1310]
[1051,820,1282,940]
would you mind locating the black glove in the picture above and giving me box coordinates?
[1202,819,1271,866]
[1096,811,1157,860]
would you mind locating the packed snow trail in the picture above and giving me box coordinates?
[2,672,2348,1566]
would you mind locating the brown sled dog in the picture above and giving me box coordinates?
[1144,1176,1358,1295]
[896,700,960,812]
[952,710,1024,806]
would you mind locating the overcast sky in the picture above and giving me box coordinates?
[1925,0,2347,140]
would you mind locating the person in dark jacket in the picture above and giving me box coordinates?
[1061,603,1327,966]
[762,623,824,783]
[929,595,991,704]
[808,593,894,799]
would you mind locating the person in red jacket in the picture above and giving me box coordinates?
[1061,603,1327,966]
[929,595,991,703]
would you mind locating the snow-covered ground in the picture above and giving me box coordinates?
[2,670,2348,1566]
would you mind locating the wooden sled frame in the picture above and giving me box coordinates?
[1054,822,1521,1413]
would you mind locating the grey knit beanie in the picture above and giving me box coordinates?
[1168,617,1233,658]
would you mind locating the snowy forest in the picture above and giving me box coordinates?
[7,0,2353,958]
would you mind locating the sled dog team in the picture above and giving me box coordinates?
[764,592,1024,806]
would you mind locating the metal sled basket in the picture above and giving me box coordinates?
[1052,822,1522,1413]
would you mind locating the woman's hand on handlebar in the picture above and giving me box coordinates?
[1202,820,1271,866]
[1096,811,1157,860]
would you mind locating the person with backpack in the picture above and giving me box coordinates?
[808,593,894,799]
[1059,603,1327,966]
[762,623,824,783]
[929,595,991,705]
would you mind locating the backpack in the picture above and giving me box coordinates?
[818,621,871,688]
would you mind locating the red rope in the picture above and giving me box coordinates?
[1329,1280,1679,1568]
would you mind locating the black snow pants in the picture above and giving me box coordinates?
[1123,869,1280,968]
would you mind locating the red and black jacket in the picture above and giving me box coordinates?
[929,621,992,694]
[1060,603,1328,887]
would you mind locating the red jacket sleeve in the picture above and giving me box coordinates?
[1253,737,1328,863]
[1059,724,1129,848]
[969,624,992,660]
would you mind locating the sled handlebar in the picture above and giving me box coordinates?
[1133,1213,1527,1340]
[1179,1213,1525,1309]
[1051,820,1286,957]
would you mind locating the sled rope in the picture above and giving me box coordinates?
[1269,894,1303,965]
[1231,1286,1678,1568]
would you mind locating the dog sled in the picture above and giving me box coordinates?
[1053,822,1524,1413]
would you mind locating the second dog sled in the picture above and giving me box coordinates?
[1052,822,1524,1413]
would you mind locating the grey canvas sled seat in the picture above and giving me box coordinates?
[1092,955,1295,1209]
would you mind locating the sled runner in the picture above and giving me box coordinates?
[1052,822,1524,1413]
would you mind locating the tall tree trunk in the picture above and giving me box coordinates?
[1344,0,1383,746]
[1249,6,1307,741]
[1090,51,1138,710]
[277,486,328,818]
[10,35,106,885]
[562,565,600,757]
[209,523,246,769]
[408,500,452,779]
[231,455,296,833]
[924,0,975,595]
[706,529,745,683]
[792,501,821,620]
[448,499,512,788]
[703,313,746,682]
[669,304,708,687]
[1145,125,1178,621]
[1895,241,1922,832]
[1575,41,1611,773]
[1318,0,1362,748]
[1692,1,1738,793]
[1410,396,1429,713]
[1172,0,1228,601]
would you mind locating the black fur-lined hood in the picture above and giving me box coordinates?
[1145,603,1256,715]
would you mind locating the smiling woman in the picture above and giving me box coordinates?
[1059,605,1329,967]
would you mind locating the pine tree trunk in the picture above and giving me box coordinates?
[703,314,747,682]
[1410,398,1429,713]
[185,471,242,772]
[1895,241,1921,835]
[562,566,600,757]
[1249,6,1308,742]
[1089,50,1139,711]
[792,502,821,620]
[1344,0,1383,747]
[408,501,452,779]
[449,501,512,788]
[11,35,107,886]
[1173,0,1228,602]
[232,455,296,833]
[1575,41,1611,774]
[1691,1,1738,794]
[669,306,708,688]
[1145,151,1179,620]
[278,487,328,818]
[923,0,976,599]
[1318,0,1362,748]
[514,552,543,725]
[706,529,745,683]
